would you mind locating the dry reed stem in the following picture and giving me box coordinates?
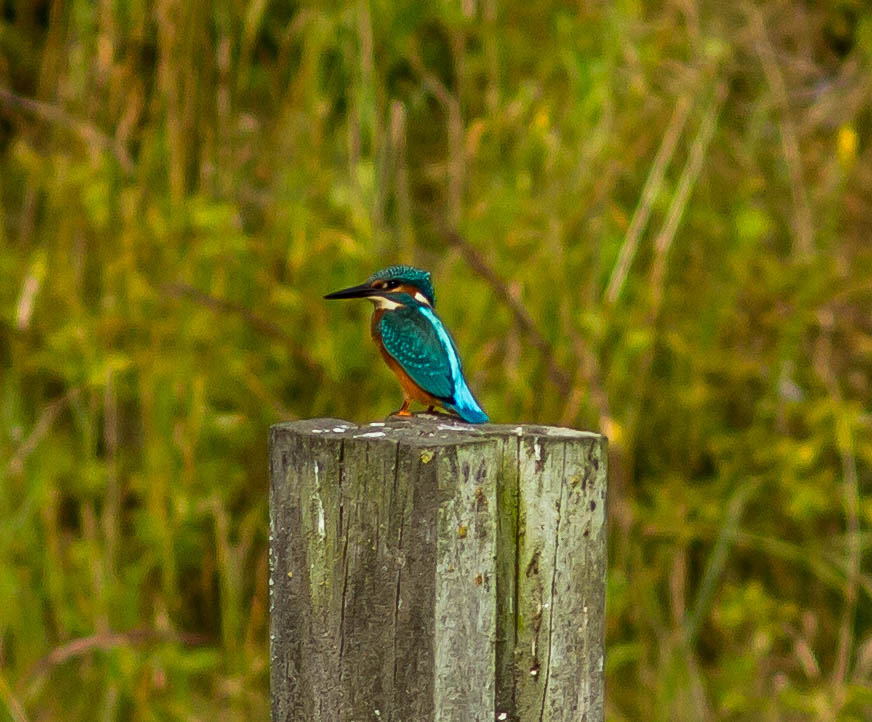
[408,45,465,226]
[624,80,726,457]
[814,311,861,715]
[0,673,29,722]
[649,81,727,301]
[604,92,694,307]
[745,2,815,260]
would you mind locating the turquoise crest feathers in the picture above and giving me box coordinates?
[367,265,435,307]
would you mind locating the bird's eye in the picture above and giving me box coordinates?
[386,280,400,289]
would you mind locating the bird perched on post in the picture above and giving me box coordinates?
[325,265,489,423]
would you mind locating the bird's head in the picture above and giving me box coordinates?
[324,265,435,309]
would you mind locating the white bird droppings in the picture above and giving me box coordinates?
[437,423,473,432]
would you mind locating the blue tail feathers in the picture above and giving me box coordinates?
[450,403,489,424]
[414,305,489,424]
[448,379,489,424]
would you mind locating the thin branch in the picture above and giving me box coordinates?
[6,389,81,476]
[160,282,324,376]
[442,229,572,396]
[27,628,210,681]
[0,87,133,174]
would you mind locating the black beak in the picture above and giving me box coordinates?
[323,282,381,300]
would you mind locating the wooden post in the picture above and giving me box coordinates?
[269,417,606,722]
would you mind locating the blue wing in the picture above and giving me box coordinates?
[379,306,489,423]
[379,307,454,399]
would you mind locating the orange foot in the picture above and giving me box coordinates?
[394,399,413,416]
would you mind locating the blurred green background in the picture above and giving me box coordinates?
[1,0,870,719]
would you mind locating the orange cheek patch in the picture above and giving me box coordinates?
[396,284,430,305]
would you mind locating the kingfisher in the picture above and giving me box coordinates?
[324,265,489,423]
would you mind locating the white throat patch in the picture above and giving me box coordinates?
[368,296,404,310]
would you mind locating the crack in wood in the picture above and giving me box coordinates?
[526,544,543,682]
[391,440,402,707]
[539,446,565,722]
[511,435,521,716]
[338,439,349,664]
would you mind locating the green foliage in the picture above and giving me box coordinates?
[1,0,871,719]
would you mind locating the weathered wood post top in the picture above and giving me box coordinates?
[269,415,606,722]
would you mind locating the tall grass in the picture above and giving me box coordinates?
[1,0,870,719]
